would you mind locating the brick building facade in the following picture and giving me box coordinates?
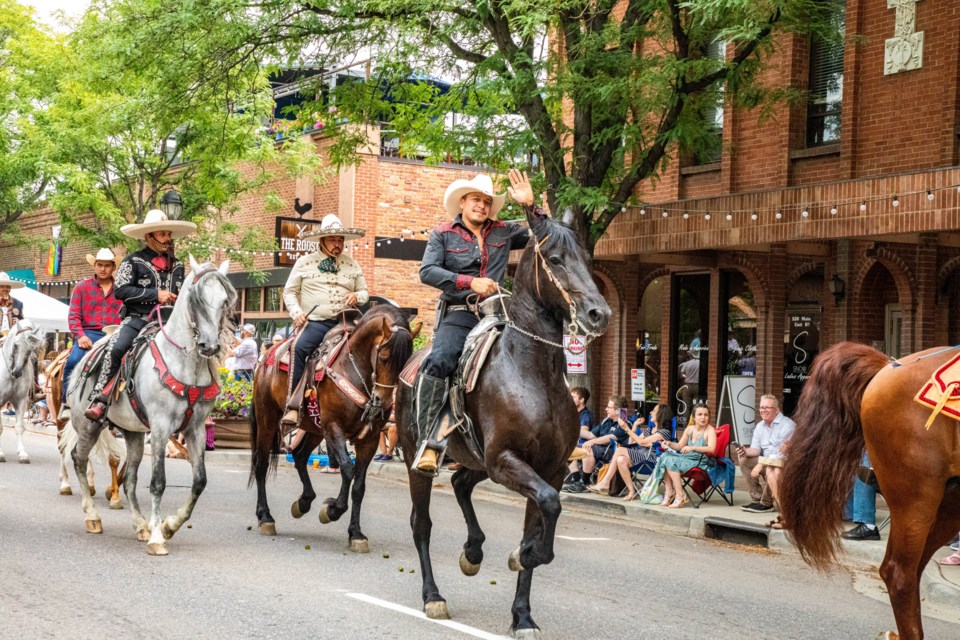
[3,0,959,425]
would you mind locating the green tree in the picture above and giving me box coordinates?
[87,0,836,252]
[42,1,324,263]
[0,0,61,237]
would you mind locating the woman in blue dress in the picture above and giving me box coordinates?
[659,403,717,508]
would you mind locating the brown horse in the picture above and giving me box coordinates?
[46,352,123,507]
[779,342,960,640]
[249,303,416,550]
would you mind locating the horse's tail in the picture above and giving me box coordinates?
[247,398,280,488]
[58,420,78,458]
[59,420,124,466]
[779,341,890,570]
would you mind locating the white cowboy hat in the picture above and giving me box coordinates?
[443,173,506,217]
[85,248,122,267]
[300,213,366,242]
[0,272,25,289]
[120,209,197,240]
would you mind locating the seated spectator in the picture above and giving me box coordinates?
[842,452,880,541]
[562,395,631,493]
[588,403,673,500]
[737,394,795,525]
[940,530,960,566]
[565,386,593,462]
[658,403,717,508]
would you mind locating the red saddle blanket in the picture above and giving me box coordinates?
[264,334,347,381]
[914,351,960,426]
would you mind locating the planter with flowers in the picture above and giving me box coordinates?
[210,373,254,449]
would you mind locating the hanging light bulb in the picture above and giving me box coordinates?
[662,211,668,218]
[640,208,646,216]
[830,205,837,215]
[751,212,758,221]
[927,190,935,201]
[683,213,689,220]
[775,211,782,220]
[801,207,809,218]
[704,213,711,221]
[621,206,627,213]
[725,212,732,221]
[892,195,900,207]
[860,201,867,212]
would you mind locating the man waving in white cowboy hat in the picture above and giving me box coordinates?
[412,169,547,475]
[61,248,124,397]
[84,210,196,422]
[281,213,368,426]
[0,272,25,335]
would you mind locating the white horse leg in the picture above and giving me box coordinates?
[15,398,30,463]
[0,419,5,462]
[122,431,149,541]
[146,431,170,556]
[71,418,105,533]
[57,420,75,495]
[161,423,208,542]
[87,460,96,497]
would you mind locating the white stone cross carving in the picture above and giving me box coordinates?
[885,0,924,75]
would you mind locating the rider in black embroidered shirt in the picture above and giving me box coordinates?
[84,210,193,422]
[412,169,548,475]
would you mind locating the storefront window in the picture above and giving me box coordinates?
[783,271,823,416]
[636,278,663,415]
[722,271,757,377]
[672,273,710,424]
[244,287,262,313]
[264,286,283,312]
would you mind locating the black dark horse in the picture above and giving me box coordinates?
[396,206,610,638]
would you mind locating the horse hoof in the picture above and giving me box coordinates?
[18,456,29,464]
[85,519,102,534]
[89,487,96,497]
[875,633,899,640]
[508,547,525,572]
[318,505,331,525]
[349,539,369,553]
[59,486,73,496]
[423,601,449,620]
[109,499,123,510]
[259,522,277,536]
[459,550,481,576]
[147,542,168,556]
[0,453,5,462]
[511,627,543,640]
[136,529,151,542]
[291,501,304,519]
[161,522,175,540]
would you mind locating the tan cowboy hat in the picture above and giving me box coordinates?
[120,209,197,240]
[102,325,120,336]
[85,248,122,267]
[443,173,506,217]
[0,272,25,289]
[300,213,366,242]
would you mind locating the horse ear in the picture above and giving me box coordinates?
[189,254,199,272]
[561,207,575,227]
[218,260,230,275]
[410,320,423,340]
[525,204,548,236]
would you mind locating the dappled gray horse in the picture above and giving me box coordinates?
[0,320,44,464]
[68,257,236,555]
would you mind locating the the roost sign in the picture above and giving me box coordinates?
[274,216,320,267]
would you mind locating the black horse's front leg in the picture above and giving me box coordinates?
[407,469,448,619]
[452,467,489,574]
[290,433,321,519]
[345,432,379,552]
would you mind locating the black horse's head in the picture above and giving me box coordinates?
[356,303,419,378]
[514,207,610,337]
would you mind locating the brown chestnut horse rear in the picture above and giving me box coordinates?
[780,342,960,640]
[248,304,415,549]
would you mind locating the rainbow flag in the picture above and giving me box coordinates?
[46,241,61,275]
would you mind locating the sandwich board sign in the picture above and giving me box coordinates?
[718,375,756,447]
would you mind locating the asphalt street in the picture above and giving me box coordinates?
[1,428,958,639]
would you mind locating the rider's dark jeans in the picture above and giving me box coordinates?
[291,319,337,390]
[63,329,105,393]
[422,310,479,379]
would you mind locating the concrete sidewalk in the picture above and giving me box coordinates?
[203,447,960,615]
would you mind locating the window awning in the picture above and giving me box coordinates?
[6,269,37,290]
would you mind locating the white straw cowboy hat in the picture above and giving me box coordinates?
[300,213,366,242]
[0,272,25,289]
[85,248,122,267]
[443,173,506,217]
[120,209,197,240]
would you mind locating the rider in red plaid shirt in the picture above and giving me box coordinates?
[62,249,123,397]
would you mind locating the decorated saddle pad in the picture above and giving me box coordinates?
[264,332,348,380]
[914,351,960,427]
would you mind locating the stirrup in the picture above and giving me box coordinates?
[281,409,299,427]
[412,440,445,478]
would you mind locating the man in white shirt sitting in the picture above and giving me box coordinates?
[737,394,795,514]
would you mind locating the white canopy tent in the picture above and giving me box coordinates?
[11,286,70,333]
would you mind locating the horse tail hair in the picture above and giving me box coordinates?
[247,398,280,488]
[58,420,78,458]
[779,341,890,571]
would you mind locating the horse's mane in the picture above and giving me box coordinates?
[533,216,583,254]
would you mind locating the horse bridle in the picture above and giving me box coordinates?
[342,311,410,424]
[504,230,603,350]
[155,265,224,353]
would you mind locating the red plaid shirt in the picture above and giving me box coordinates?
[68,276,123,340]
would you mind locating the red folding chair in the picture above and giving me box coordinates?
[680,423,734,508]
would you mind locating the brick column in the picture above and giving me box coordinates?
[914,233,938,351]
[707,268,722,417]
[831,239,852,343]
[765,246,787,402]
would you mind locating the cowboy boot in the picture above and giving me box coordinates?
[411,374,449,476]
[281,370,311,428]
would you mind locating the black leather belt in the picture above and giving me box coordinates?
[446,305,471,313]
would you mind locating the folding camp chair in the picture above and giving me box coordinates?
[680,423,734,508]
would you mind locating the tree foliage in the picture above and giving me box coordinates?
[92,0,837,252]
